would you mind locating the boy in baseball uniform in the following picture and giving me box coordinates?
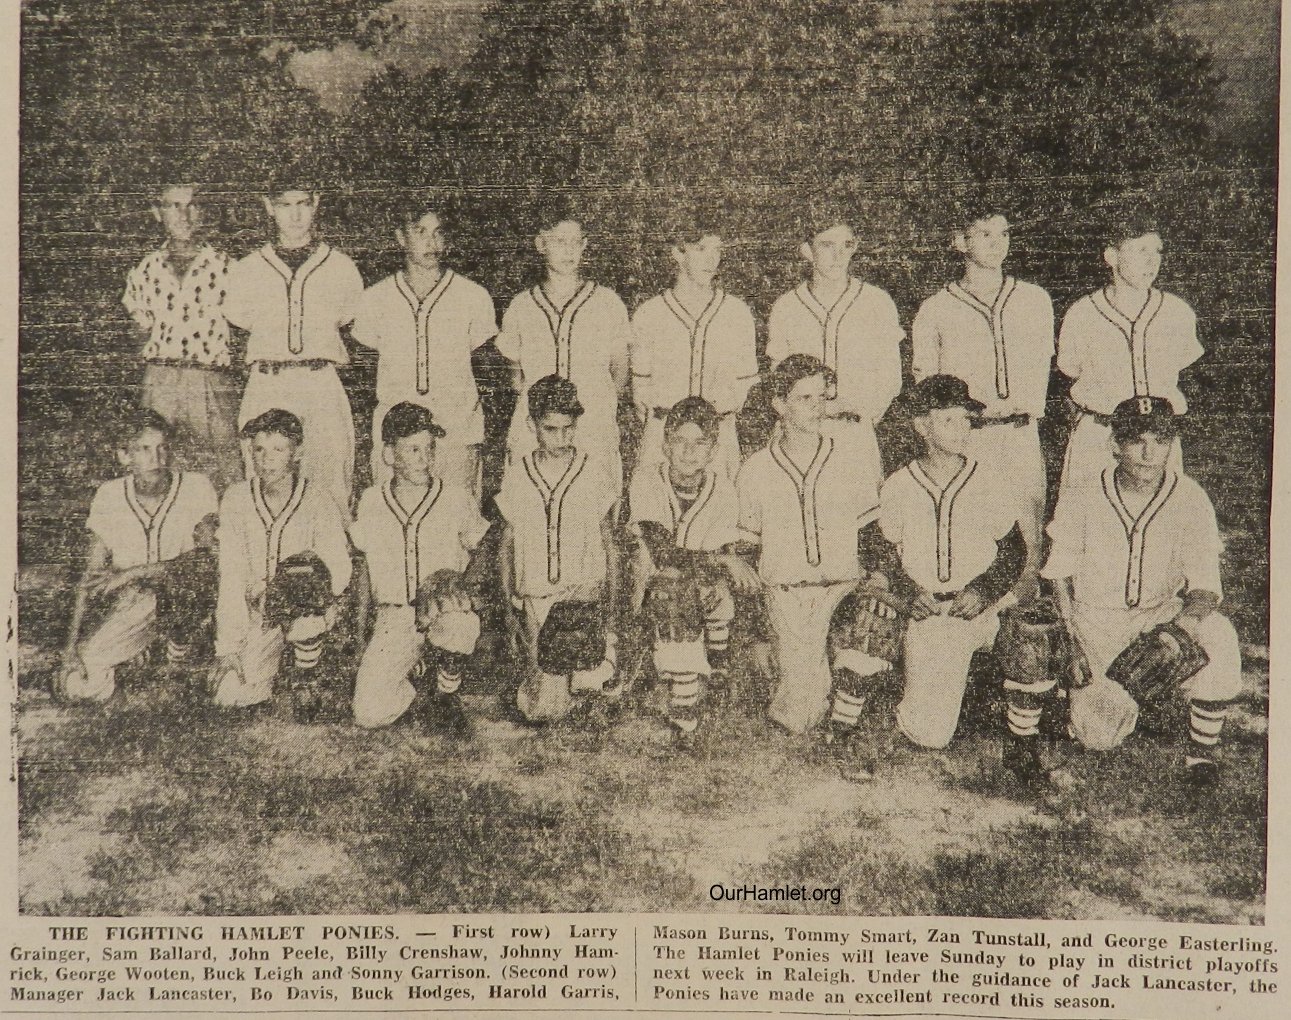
[767,213,902,484]
[631,217,759,479]
[735,354,882,735]
[1043,397,1241,788]
[350,199,497,501]
[497,375,620,722]
[223,172,365,512]
[211,409,352,709]
[497,203,631,489]
[56,411,220,702]
[911,204,1055,598]
[1057,211,1200,491]
[123,181,241,491]
[629,396,760,741]
[350,402,490,732]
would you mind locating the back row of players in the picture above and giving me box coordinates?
[57,173,1239,787]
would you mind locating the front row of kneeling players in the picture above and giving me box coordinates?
[57,359,1240,789]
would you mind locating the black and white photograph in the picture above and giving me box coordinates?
[14,0,1277,938]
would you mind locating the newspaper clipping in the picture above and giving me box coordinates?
[7,1,1286,1018]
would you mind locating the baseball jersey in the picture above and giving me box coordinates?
[496,450,616,598]
[1058,288,1203,415]
[766,278,903,422]
[216,474,352,655]
[631,288,759,415]
[1042,468,1222,610]
[350,270,496,444]
[629,463,740,553]
[879,458,1020,596]
[350,479,489,606]
[122,244,232,366]
[911,277,1055,418]
[87,471,219,569]
[736,432,880,585]
[223,243,364,364]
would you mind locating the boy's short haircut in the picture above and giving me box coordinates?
[265,166,320,199]
[768,353,836,402]
[800,203,853,244]
[664,208,723,249]
[1102,205,1161,248]
[241,408,304,446]
[150,180,199,205]
[951,191,1012,233]
[382,401,447,444]
[394,192,453,233]
[664,396,721,440]
[117,408,175,449]
[527,374,585,421]
[534,194,583,235]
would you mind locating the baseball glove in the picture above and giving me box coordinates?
[415,569,475,629]
[642,568,705,644]
[537,600,606,674]
[994,602,1074,691]
[263,552,332,630]
[828,588,907,669]
[1106,622,1209,706]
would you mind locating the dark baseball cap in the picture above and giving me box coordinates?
[1110,396,1180,443]
[903,375,985,417]
[382,401,447,444]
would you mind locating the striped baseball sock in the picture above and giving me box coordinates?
[436,668,463,696]
[828,667,874,742]
[1004,673,1056,738]
[291,637,323,670]
[1186,699,1230,767]
[666,672,702,733]
[165,638,190,665]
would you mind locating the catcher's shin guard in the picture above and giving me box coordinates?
[1185,698,1230,767]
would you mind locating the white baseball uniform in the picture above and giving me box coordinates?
[224,243,365,511]
[68,471,219,702]
[912,277,1055,587]
[350,270,496,496]
[349,479,489,727]
[879,458,1021,748]
[1057,287,1201,490]
[497,282,629,487]
[737,429,880,733]
[1041,467,1241,749]
[631,288,759,478]
[213,474,352,706]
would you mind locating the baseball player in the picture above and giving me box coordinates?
[828,375,1028,776]
[496,205,631,489]
[735,354,883,734]
[1057,211,1200,492]
[55,410,219,702]
[1043,397,1240,787]
[211,409,352,709]
[766,214,902,484]
[350,402,490,732]
[911,204,1055,598]
[629,396,759,742]
[631,218,759,479]
[496,375,620,722]
[350,199,497,501]
[222,172,365,512]
[123,181,241,492]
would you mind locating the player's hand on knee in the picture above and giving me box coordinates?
[908,589,940,621]
[948,587,987,620]
[322,601,340,632]
[720,555,761,595]
[1070,642,1094,690]
[53,651,84,700]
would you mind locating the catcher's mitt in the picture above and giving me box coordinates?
[994,601,1074,690]
[537,600,606,674]
[829,588,906,669]
[1107,622,1209,706]
[415,569,475,629]
[642,568,705,644]
[263,552,332,629]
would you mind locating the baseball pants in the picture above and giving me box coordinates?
[639,413,740,481]
[765,581,856,734]
[969,420,1046,596]
[213,609,331,707]
[1060,412,1184,496]
[68,587,159,702]
[142,362,243,494]
[353,605,422,728]
[371,401,482,503]
[239,365,355,512]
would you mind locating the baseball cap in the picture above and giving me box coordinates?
[381,401,447,444]
[1110,396,1180,443]
[903,375,985,417]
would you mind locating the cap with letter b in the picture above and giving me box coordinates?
[902,374,985,418]
[1110,396,1180,444]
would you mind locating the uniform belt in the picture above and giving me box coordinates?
[1079,407,1114,427]
[255,359,335,374]
[775,578,859,590]
[932,591,959,602]
[652,406,737,421]
[974,412,1032,428]
[146,357,232,371]
[826,411,863,424]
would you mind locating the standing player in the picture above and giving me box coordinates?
[496,376,620,722]
[1057,211,1201,491]
[1043,398,1241,787]
[350,403,490,731]
[211,409,352,709]
[767,213,902,482]
[122,181,241,491]
[735,355,882,734]
[223,172,365,512]
[56,411,219,702]
[911,205,1055,596]
[496,204,630,488]
[351,199,497,501]
[631,218,759,479]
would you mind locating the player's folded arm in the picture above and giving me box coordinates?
[964,522,1027,606]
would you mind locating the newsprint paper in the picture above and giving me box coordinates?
[4,1,1289,1018]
